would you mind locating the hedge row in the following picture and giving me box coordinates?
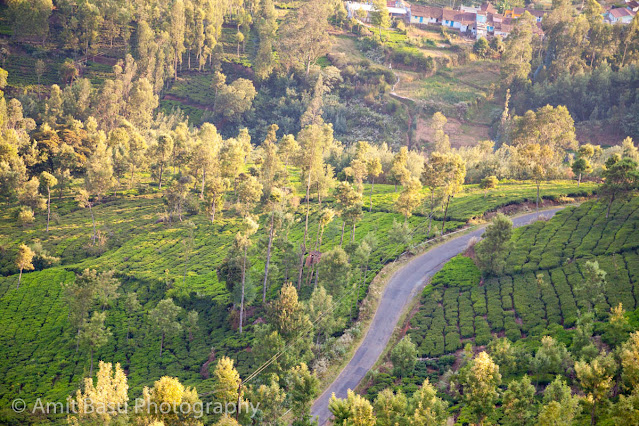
[408,198,639,359]
[505,197,639,275]
[431,255,480,289]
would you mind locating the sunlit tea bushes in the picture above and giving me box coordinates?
[409,196,639,357]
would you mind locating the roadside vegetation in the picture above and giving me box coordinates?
[2,0,639,424]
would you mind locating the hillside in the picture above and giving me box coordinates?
[408,197,639,360]
[361,195,639,424]
[0,175,596,413]
[2,0,639,424]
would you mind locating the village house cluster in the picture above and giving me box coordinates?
[346,0,638,40]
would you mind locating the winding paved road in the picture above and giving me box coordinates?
[311,207,566,425]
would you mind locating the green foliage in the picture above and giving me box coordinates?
[473,37,490,58]
[390,336,417,377]
[407,196,639,361]
[475,213,513,275]
[0,173,606,409]
[430,255,480,289]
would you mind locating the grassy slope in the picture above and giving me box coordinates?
[407,195,639,359]
[363,195,639,401]
[0,175,595,407]
[384,25,502,147]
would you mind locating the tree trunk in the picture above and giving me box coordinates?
[354,260,368,318]
[90,348,94,376]
[183,245,190,284]
[319,226,325,249]
[114,176,120,198]
[591,401,596,426]
[441,195,451,236]
[211,199,216,223]
[239,246,247,333]
[89,203,96,245]
[340,221,346,247]
[314,222,322,250]
[578,172,581,187]
[305,263,314,287]
[622,41,629,67]
[352,222,356,242]
[352,281,357,320]
[46,187,51,232]
[160,332,164,357]
[536,182,540,217]
[158,163,164,189]
[17,268,23,289]
[130,166,136,189]
[262,213,275,303]
[200,170,206,199]
[369,179,375,212]
[428,192,435,238]
[297,170,312,289]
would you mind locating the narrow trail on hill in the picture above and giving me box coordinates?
[311,207,567,426]
[389,69,417,148]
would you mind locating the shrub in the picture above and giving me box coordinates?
[17,207,35,226]
[184,196,200,216]
[444,328,461,352]
[474,317,492,345]
[431,255,480,289]
[389,47,435,72]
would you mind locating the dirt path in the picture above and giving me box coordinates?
[310,207,567,425]
[389,71,418,148]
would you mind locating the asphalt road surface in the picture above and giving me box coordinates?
[311,207,566,425]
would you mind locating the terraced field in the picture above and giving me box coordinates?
[0,178,595,408]
[408,196,639,359]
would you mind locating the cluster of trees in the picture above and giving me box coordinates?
[6,0,342,89]
[5,74,637,318]
[350,302,639,425]
[61,279,346,425]
[66,355,319,426]
[500,0,639,88]
[496,0,639,138]
[4,0,639,421]
[7,0,343,80]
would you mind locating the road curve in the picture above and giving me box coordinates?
[311,207,567,425]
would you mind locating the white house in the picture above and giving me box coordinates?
[410,5,443,25]
[442,9,462,29]
[607,7,636,23]
[346,1,409,22]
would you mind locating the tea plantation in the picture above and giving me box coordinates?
[0,177,595,408]
[407,196,639,359]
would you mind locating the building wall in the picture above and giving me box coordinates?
[411,15,438,24]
